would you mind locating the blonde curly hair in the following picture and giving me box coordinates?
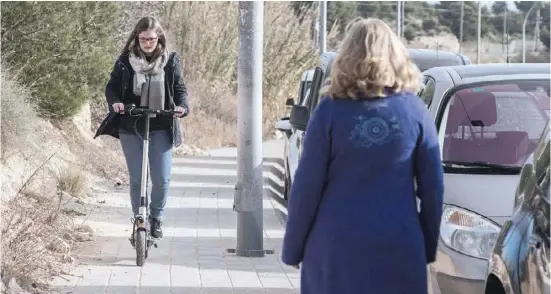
[322,17,421,100]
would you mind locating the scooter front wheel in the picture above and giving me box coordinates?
[135,230,147,266]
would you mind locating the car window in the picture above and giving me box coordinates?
[420,77,435,106]
[301,89,311,106]
[416,76,426,96]
[440,81,550,167]
[307,67,325,114]
[297,81,306,105]
[305,81,312,92]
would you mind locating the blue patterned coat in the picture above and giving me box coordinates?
[281,93,444,294]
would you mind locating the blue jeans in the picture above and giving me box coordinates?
[119,130,172,220]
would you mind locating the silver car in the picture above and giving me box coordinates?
[420,63,550,294]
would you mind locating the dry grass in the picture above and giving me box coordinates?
[0,64,43,161]
[56,163,89,198]
[160,2,318,149]
[0,68,93,292]
[1,159,78,292]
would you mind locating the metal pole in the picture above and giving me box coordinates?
[503,9,507,53]
[523,2,538,63]
[312,19,320,49]
[534,8,540,52]
[401,1,405,38]
[235,0,264,258]
[396,1,402,37]
[477,1,481,64]
[319,1,327,55]
[459,1,464,53]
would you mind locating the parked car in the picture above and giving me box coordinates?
[276,48,473,200]
[276,70,314,196]
[484,122,550,294]
[412,63,549,294]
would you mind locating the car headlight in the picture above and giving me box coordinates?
[440,205,501,260]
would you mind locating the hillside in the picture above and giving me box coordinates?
[0,67,124,292]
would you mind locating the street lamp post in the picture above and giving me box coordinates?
[522,2,538,63]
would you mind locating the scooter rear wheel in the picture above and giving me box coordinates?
[136,230,147,266]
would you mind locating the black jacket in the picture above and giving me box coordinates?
[94,52,189,147]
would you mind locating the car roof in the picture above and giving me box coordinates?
[445,63,551,83]
[320,49,469,73]
[408,48,470,70]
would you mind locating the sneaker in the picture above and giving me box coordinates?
[149,217,163,239]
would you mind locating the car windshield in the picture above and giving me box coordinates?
[441,80,550,167]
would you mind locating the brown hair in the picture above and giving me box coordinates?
[322,17,420,100]
[121,16,167,60]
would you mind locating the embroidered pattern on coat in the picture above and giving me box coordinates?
[349,113,403,148]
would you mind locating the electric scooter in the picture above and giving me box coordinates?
[124,103,181,266]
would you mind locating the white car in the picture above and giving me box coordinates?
[276,69,315,200]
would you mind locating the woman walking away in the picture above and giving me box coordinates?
[282,17,444,294]
[94,16,189,241]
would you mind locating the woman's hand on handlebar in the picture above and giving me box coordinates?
[112,103,186,117]
[173,106,186,118]
[113,103,125,114]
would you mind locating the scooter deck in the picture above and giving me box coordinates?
[130,233,162,248]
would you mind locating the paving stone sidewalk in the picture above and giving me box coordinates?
[49,142,299,294]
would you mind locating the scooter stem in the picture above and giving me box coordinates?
[138,114,152,219]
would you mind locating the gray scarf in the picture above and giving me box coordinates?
[128,50,169,110]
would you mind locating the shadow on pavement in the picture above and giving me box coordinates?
[48,285,297,294]
[53,154,293,291]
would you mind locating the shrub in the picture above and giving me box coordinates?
[422,19,438,31]
[1,1,120,120]
[56,163,88,198]
[404,27,416,42]
[0,65,40,161]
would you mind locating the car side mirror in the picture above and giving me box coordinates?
[285,98,296,107]
[275,117,292,133]
[289,105,309,131]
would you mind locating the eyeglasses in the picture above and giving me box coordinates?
[138,36,158,44]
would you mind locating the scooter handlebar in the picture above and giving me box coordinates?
[123,104,182,116]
